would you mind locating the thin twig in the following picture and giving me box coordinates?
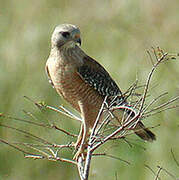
[0,124,52,145]
[158,166,179,180]
[1,113,77,137]
[155,166,162,180]
[143,105,179,119]
[12,142,73,149]
[46,105,82,121]
[0,138,36,156]
[0,114,50,128]
[139,53,168,114]
[24,95,82,121]
[25,154,77,165]
[51,124,77,137]
[93,153,131,165]
[144,164,161,180]
[142,92,168,113]
[144,96,179,115]
[24,143,51,157]
[147,50,154,66]
[171,149,179,167]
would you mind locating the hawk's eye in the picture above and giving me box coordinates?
[61,31,70,38]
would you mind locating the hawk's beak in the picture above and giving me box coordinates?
[77,38,81,46]
[74,33,81,46]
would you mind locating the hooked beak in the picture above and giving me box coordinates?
[74,33,81,46]
[77,38,81,46]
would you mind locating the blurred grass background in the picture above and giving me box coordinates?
[0,0,179,179]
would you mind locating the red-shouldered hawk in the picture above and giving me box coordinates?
[46,24,156,159]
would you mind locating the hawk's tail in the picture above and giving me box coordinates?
[134,121,156,142]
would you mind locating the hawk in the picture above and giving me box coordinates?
[45,24,156,159]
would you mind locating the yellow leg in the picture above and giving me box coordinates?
[74,123,84,149]
[73,102,91,160]
[73,121,89,160]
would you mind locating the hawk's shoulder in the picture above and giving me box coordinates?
[77,55,122,97]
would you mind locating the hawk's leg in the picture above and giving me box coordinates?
[74,123,84,149]
[73,120,89,160]
[73,102,91,160]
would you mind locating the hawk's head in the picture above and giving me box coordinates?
[51,24,81,48]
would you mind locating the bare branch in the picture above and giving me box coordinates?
[142,92,168,113]
[144,96,179,116]
[156,166,179,180]
[171,149,179,167]
[0,138,36,156]
[24,95,82,121]
[155,166,162,180]
[143,105,179,119]
[93,153,131,165]
[46,105,82,122]
[0,124,52,145]
[144,164,161,180]
[1,113,77,138]
[50,124,77,137]
[147,50,154,66]
[139,52,168,113]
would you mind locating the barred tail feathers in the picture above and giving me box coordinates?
[134,121,156,142]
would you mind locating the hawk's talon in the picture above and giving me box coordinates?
[73,144,87,161]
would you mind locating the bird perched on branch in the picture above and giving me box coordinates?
[46,24,156,159]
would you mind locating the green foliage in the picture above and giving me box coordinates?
[0,0,179,179]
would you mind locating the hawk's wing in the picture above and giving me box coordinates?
[77,56,122,97]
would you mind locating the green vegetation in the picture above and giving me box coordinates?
[0,0,178,179]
